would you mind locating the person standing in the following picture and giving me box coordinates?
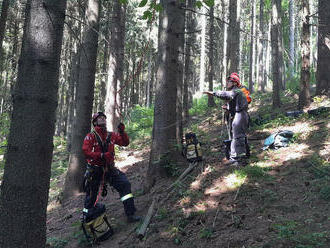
[82,112,141,223]
[203,72,250,166]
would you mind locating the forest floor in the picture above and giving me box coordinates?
[46,93,330,248]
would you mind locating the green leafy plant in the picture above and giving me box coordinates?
[126,105,153,143]
[199,228,213,239]
[272,220,329,247]
[156,207,169,220]
[319,186,330,201]
[72,228,90,247]
[273,220,297,239]
[46,237,68,248]
[189,96,209,116]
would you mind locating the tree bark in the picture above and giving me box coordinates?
[248,0,256,92]
[258,0,265,92]
[298,0,311,108]
[227,0,240,74]
[176,0,185,145]
[183,0,196,125]
[271,0,281,108]
[289,0,295,79]
[0,1,66,247]
[63,0,100,201]
[207,5,215,107]
[0,0,10,56]
[221,0,228,88]
[146,0,183,190]
[316,0,330,96]
[105,1,126,130]
[199,6,206,92]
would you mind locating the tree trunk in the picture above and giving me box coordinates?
[183,0,196,125]
[289,0,295,79]
[176,1,185,145]
[63,0,100,201]
[265,22,271,89]
[221,0,228,87]
[146,0,183,190]
[258,0,265,92]
[105,2,126,130]
[207,5,215,107]
[66,45,80,152]
[248,0,256,92]
[56,81,65,136]
[271,0,281,108]
[199,7,206,92]
[0,0,10,61]
[316,0,330,96]
[100,1,111,111]
[298,0,311,108]
[227,0,240,74]
[0,1,66,247]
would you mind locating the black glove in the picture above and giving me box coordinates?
[118,122,125,134]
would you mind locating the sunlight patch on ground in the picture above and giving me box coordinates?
[276,144,309,161]
[182,199,217,216]
[320,146,330,159]
[276,121,315,140]
[116,151,144,168]
[204,184,222,196]
[193,202,208,212]
[224,173,246,190]
[179,196,191,206]
[253,160,276,168]
[47,202,61,212]
[190,165,213,190]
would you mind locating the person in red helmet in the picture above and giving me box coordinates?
[82,112,141,223]
[203,72,250,166]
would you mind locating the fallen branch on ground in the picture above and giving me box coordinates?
[234,178,246,201]
[137,197,156,240]
[167,161,198,191]
[137,161,201,240]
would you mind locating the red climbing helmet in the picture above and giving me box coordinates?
[227,72,241,87]
[92,112,106,126]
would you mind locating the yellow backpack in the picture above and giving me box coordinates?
[81,204,113,244]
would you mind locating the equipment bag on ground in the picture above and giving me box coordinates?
[183,132,203,162]
[81,203,113,244]
[263,130,294,150]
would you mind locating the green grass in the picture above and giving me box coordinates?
[199,227,213,239]
[234,164,274,181]
[46,237,68,248]
[272,220,330,247]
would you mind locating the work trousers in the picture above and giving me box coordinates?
[230,111,249,160]
[84,165,136,216]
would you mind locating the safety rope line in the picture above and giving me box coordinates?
[114,4,157,121]
[94,168,106,207]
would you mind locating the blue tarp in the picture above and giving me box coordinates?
[263,130,294,150]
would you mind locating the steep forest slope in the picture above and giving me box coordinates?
[46,93,330,248]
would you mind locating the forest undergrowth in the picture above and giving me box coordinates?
[1,92,329,248]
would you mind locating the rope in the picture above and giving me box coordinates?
[94,168,106,207]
